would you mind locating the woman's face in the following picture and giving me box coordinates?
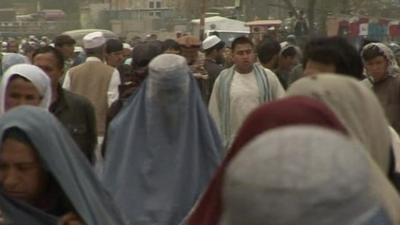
[5,76,42,111]
[0,138,48,204]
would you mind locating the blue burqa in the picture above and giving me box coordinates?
[102,54,222,225]
[0,106,127,225]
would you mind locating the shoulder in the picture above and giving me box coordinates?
[63,90,94,109]
[259,66,281,82]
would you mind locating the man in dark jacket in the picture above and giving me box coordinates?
[33,46,97,163]
[202,35,225,103]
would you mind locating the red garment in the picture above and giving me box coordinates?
[187,96,348,225]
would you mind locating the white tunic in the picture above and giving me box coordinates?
[209,67,285,152]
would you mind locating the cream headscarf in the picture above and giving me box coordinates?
[287,74,392,173]
[0,64,51,115]
[361,42,400,81]
[221,126,400,225]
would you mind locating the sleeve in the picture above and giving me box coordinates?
[85,101,97,164]
[208,75,222,134]
[264,69,285,99]
[62,70,71,90]
[107,69,121,107]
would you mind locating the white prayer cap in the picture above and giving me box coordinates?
[123,43,132,50]
[83,32,106,49]
[74,46,83,53]
[202,35,222,50]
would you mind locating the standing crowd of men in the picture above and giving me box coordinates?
[0,29,399,225]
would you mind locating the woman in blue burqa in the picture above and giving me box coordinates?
[102,54,222,225]
[0,106,127,225]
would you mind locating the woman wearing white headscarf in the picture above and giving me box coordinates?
[221,126,400,225]
[361,43,400,134]
[287,74,392,174]
[0,64,51,116]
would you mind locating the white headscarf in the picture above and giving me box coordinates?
[221,126,400,225]
[0,64,51,115]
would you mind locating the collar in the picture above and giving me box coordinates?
[50,85,68,114]
[85,57,103,63]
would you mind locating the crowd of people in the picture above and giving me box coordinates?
[0,29,399,225]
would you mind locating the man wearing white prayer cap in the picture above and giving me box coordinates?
[202,35,225,103]
[62,31,121,160]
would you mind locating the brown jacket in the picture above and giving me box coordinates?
[67,59,114,135]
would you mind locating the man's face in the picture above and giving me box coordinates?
[232,43,255,73]
[57,44,75,59]
[33,52,63,88]
[7,41,18,53]
[5,77,42,111]
[303,60,336,76]
[106,50,125,67]
[279,55,298,71]
[0,138,48,204]
[180,47,199,65]
[364,56,388,82]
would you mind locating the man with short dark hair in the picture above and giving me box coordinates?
[202,35,225,103]
[105,39,124,68]
[209,36,285,150]
[302,37,364,80]
[257,38,281,70]
[32,46,97,163]
[53,34,76,72]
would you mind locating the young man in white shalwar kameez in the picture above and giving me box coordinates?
[209,36,285,151]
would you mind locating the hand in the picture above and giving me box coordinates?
[57,212,85,225]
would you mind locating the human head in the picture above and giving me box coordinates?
[162,39,180,54]
[7,39,19,53]
[278,43,300,71]
[231,36,255,74]
[0,106,128,224]
[32,46,65,89]
[83,32,106,59]
[0,127,48,205]
[53,34,76,60]
[130,41,163,87]
[105,39,124,68]
[202,35,225,64]
[221,126,400,225]
[177,35,201,65]
[0,64,51,114]
[1,53,30,73]
[303,37,363,79]
[122,43,132,60]
[287,74,391,173]
[20,42,39,62]
[388,42,400,66]
[187,96,348,225]
[361,43,399,83]
[257,38,281,70]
